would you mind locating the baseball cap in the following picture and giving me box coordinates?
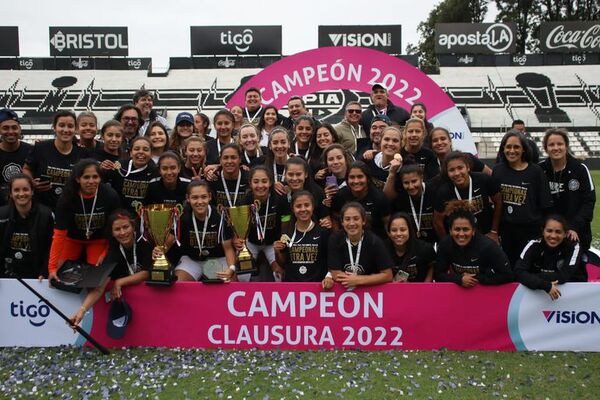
[371,83,387,92]
[371,114,392,125]
[106,299,132,339]
[175,112,194,126]
[0,109,19,124]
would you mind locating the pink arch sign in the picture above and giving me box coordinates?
[227,47,475,153]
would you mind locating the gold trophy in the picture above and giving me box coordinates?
[224,204,256,274]
[139,203,180,285]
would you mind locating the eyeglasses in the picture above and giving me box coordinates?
[347,109,362,114]
[122,117,138,122]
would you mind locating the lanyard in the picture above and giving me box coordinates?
[80,188,98,240]
[273,162,286,184]
[454,176,472,202]
[374,152,391,171]
[216,137,233,155]
[288,221,314,248]
[255,195,271,241]
[245,106,262,124]
[350,124,362,139]
[345,235,363,271]
[295,142,310,159]
[408,183,426,233]
[192,206,211,257]
[119,159,147,178]
[244,148,260,165]
[119,243,137,276]
[221,171,241,207]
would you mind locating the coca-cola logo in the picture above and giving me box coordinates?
[543,23,600,52]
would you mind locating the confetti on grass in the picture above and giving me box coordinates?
[0,348,598,399]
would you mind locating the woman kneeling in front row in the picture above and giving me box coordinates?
[324,202,394,290]
[515,214,587,300]
[435,201,514,287]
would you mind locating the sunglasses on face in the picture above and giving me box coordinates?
[346,109,362,114]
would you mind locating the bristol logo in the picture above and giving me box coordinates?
[543,310,600,324]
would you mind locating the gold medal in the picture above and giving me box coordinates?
[280,234,290,245]
[114,161,121,170]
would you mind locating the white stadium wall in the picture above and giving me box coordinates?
[0,65,598,139]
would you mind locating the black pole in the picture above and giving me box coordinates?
[15,277,110,355]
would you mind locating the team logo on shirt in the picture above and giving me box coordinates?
[2,163,22,182]
[122,179,150,199]
[451,263,480,275]
[343,263,365,275]
[299,265,307,275]
[10,233,31,252]
[568,179,580,191]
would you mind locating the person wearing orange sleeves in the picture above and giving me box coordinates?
[47,159,121,283]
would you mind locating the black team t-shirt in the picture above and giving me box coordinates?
[54,184,121,240]
[492,163,553,226]
[328,230,394,275]
[171,205,232,262]
[144,176,191,207]
[243,192,291,245]
[401,147,440,180]
[283,224,329,282]
[104,239,154,280]
[331,186,391,239]
[25,140,87,210]
[205,139,235,166]
[105,160,158,214]
[433,172,500,234]
[392,183,437,243]
[386,239,436,282]
[0,142,33,206]
[208,171,249,208]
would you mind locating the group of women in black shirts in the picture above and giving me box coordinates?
[0,105,595,324]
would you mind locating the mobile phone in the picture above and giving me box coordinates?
[394,270,410,282]
[39,174,52,183]
[325,175,338,189]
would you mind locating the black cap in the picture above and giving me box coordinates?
[106,299,132,339]
[371,114,392,125]
[0,109,19,124]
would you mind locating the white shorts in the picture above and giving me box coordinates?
[246,242,276,264]
[174,255,228,281]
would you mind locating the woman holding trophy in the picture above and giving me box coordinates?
[169,180,238,282]
[69,209,153,326]
[242,165,291,281]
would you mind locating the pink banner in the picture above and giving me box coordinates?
[227,47,453,116]
[88,283,518,351]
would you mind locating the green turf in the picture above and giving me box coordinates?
[1,347,599,399]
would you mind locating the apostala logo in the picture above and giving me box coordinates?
[328,32,392,47]
[438,23,513,53]
[543,310,600,325]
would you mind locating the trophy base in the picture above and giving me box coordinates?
[145,255,177,286]
[237,247,256,274]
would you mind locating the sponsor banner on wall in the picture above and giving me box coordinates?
[3,279,599,352]
[435,23,517,54]
[0,27,19,56]
[190,26,282,56]
[318,25,402,54]
[540,21,600,53]
[49,27,128,56]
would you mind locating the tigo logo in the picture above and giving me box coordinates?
[543,310,600,324]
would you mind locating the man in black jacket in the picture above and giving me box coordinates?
[360,83,410,136]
